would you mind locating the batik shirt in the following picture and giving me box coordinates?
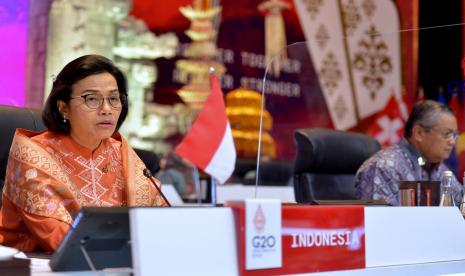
[355,138,463,206]
[0,129,167,252]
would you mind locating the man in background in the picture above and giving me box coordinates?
[356,100,463,206]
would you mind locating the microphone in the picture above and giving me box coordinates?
[143,168,171,207]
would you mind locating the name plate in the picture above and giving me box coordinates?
[226,202,366,275]
[245,199,282,270]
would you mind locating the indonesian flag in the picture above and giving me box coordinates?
[367,94,405,147]
[175,73,236,184]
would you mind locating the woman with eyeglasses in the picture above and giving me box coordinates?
[0,55,168,253]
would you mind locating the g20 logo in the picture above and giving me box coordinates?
[447,80,465,94]
[252,235,276,248]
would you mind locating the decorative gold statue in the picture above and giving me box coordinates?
[176,0,226,110]
[226,88,276,159]
[258,0,290,77]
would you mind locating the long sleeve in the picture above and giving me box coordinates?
[0,196,70,252]
[20,208,70,252]
[355,160,401,206]
[451,177,463,206]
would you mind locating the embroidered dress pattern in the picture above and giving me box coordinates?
[3,130,167,225]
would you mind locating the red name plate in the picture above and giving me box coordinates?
[226,203,366,275]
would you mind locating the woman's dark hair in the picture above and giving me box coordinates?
[42,55,128,134]
[404,100,454,138]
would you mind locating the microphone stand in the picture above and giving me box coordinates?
[143,168,171,207]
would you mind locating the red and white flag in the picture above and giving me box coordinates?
[175,73,236,184]
[367,94,405,147]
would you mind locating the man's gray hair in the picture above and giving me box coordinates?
[404,100,454,138]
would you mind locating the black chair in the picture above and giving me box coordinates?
[256,160,293,186]
[0,105,46,189]
[293,128,381,203]
[133,148,160,175]
[231,158,293,186]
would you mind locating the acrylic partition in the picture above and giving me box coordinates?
[253,20,465,205]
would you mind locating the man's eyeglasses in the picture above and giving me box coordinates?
[70,94,126,109]
[422,126,459,141]
[436,130,459,141]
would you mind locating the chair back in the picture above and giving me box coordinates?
[133,148,160,175]
[0,105,46,185]
[293,128,380,203]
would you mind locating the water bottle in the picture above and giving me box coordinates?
[440,170,455,207]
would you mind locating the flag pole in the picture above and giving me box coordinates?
[175,66,236,203]
[208,66,217,206]
[193,166,202,204]
[210,177,217,206]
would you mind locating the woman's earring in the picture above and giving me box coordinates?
[63,117,67,123]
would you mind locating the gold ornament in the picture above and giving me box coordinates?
[226,88,276,159]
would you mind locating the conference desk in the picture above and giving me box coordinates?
[29,259,465,275]
[164,183,295,205]
[28,206,465,276]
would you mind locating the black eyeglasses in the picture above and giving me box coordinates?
[70,94,126,109]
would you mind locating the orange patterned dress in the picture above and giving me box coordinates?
[0,129,167,252]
